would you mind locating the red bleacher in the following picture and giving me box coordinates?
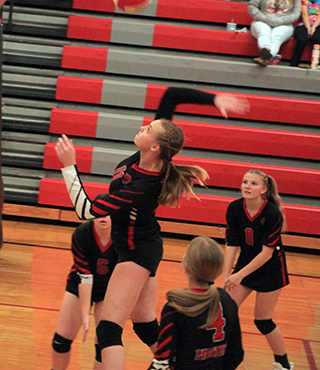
[43,143,320,198]
[37,177,320,236]
[50,108,320,161]
[55,77,320,126]
[50,109,99,137]
[43,144,94,173]
[71,0,256,26]
[66,16,312,61]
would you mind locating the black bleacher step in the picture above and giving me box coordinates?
[2,167,49,205]
[1,132,48,169]
[3,117,50,133]
[2,132,45,169]
[3,173,41,204]
[2,131,50,144]
[3,97,53,132]
[2,152,44,168]
[3,65,58,100]
[13,0,73,10]
[3,34,63,69]
[3,6,69,38]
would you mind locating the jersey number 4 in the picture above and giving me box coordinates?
[207,304,226,342]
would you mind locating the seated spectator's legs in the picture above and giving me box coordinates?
[270,24,294,57]
[290,25,309,66]
[310,25,320,45]
[251,21,272,51]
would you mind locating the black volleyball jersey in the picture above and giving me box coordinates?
[148,288,243,370]
[225,198,289,291]
[62,151,164,249]
[67,220,118,296]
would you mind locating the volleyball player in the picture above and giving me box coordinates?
[148,236,244,370]
[223,169,293,370]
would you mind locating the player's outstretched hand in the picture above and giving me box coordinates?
[55,134,77,167]
[214,94,250,119]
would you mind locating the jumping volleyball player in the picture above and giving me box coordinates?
[223,170,293,370]
[55,86,249,370]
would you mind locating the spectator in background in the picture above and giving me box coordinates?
[248,0,301,66]
[290,0,320,66]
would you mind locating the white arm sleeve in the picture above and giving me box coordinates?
[61,165,95,220]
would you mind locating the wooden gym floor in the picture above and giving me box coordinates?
[0,219,319,370]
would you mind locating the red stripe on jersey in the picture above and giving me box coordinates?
[74,253,88,266]
[278,251,288,286]
[132,163,162,176]
[128,222,135,250]
[159,322,174,338]
[109,194,133,203]
[155,349,171,359]
[76,265,92,274]
[269,224,281,239]
[156,335,173,352]
[92,204,109,215]
[161,310,175,321]
[73,242,85,259]
[96,199,121,210]
[243,198,267,221]
[112,172,124,181]
[120,189,143,195]
[268,235,280,247]
[94,223,113,252]
[114,165,126,174]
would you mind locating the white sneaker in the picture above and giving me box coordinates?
[273,362,294,370]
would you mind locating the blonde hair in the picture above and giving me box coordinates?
[246,169,286,232]
[166,236,224,329]
[156,119,208,207]
[274,0,293,11]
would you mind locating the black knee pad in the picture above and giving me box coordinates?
[254,319,277,335]
[96,320,123,350]
[95,343,102,363]
[52,332,73,353]
[133,319,159,347]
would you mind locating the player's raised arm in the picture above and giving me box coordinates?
[155,87,250,120]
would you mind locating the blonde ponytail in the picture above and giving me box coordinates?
[167,236,224,328]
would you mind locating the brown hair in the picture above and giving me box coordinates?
[246,169,286,232]
[156,119,208,207]
[166,236,224,329]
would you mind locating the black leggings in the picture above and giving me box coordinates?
[290,24,320,66]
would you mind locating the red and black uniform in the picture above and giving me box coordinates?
[62,87,217,276]
[66,220,118,302]
[226,198,289,292]
[148,288,243,370]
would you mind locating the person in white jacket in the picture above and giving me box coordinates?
[248,0,301,65]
